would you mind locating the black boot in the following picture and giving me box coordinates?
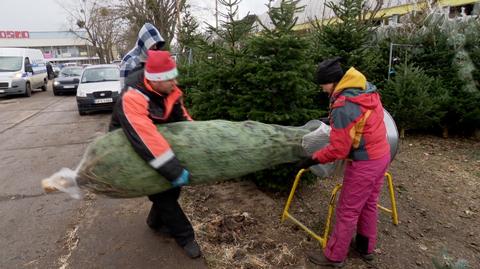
[307,251,345,267]
[182,240,202,259]
[351,234,375,261]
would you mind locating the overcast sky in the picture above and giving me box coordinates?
[0,0,270,31]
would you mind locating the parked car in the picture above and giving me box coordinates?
[53,66,83,95]
[0,47,48,97]
[62,62,77,67]
[52,65,60,77]
[76,64,121,115]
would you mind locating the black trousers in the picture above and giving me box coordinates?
[147,187,195,246]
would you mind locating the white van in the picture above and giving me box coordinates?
[0,48,48,97]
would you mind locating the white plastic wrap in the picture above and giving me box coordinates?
[301,122,343,178]
[41,167,83,199]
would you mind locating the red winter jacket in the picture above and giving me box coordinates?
[313,67,390,164]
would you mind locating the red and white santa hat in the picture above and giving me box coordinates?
[145,50,178,81]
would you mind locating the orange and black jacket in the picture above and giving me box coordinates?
[110,70,192,181]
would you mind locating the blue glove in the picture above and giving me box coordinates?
[171,169,190,187]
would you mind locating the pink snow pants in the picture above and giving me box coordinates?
[324,153,390,262]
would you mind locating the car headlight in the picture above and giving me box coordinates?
[53,81,60,86]
[76,90,87,97]
[13,72,23,79]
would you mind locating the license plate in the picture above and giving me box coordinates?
[63,85,75,89]
[0,90,4,93]
[94,98,113,104]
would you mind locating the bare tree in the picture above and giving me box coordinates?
[59,0,125,63]
[116,0,187,48]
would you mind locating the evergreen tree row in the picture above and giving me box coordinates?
[176,0,480,189]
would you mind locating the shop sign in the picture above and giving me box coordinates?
[0,31,30,39]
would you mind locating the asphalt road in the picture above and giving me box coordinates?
[0,83,207,269]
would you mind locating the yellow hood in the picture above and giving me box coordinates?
[333,67,366,94]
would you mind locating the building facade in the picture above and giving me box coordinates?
[255,0,480,31]
[0,30,100,65]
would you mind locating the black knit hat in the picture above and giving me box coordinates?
[315,57,344,85]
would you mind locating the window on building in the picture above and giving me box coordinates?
[449,4,474,18]
[388,14,399,25]
[70,46,80,57]
[79,46,90,57]
[371,18,383,26]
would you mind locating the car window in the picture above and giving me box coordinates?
[60,67,83,77]
[0,56,23,72]
[81,67,120,83]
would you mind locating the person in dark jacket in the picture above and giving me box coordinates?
[119,23,165,88]
[46,62,54,80]
[297,57,390,267]
[110,50,200,259]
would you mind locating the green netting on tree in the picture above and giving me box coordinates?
[43,120,321,198]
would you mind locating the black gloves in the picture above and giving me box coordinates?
[295,157,319,169]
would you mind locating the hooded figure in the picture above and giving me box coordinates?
[120,23,165,87]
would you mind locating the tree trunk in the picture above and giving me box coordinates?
[474,128,480,140]
[97,49,106,64]
[105,45,112,63]
[400,128,405,139]
[442,127,449,139]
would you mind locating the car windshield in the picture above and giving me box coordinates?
[0,56,23,72]
[59,67,83,77]
[81,67,119,83]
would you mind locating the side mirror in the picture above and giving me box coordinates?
[25,64,33,73]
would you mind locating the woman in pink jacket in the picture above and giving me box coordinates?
[297,57,391,267]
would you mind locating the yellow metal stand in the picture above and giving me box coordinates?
[281,169,398,248]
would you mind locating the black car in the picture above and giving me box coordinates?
[53,66,83,95]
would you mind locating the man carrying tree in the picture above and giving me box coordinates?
[110,50,201,259]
